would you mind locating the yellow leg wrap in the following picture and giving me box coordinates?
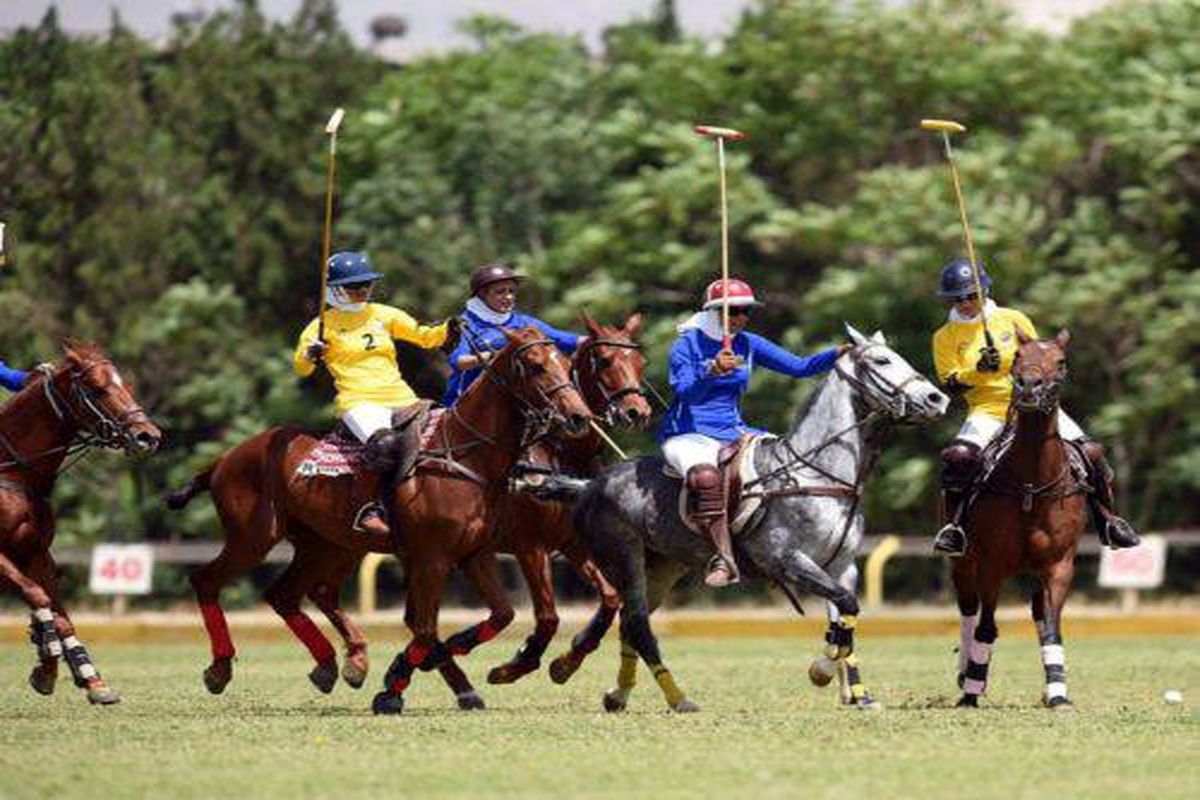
[617,642,638,690]
[844,653,868,702]
[823,643,840,661]
[841,615,858,631]
[651,664,686,708]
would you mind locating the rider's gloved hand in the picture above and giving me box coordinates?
[440,317,463,354]
[306,340,329,364]
[975,344,1001,373]
[711,349,739,375]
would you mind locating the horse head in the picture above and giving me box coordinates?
[575,312,651,430]
[842,324,949,423]
[496,326,592,439]
[1011,328,1069,414]
[41,341,161,456]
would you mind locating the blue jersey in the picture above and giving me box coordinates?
[0,360,29,392]
[658,329,839,443]
[442,309,581,406]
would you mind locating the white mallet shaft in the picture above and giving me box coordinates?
[325,108,345,135]
[589,419,629,461]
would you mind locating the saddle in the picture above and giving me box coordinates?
[965,428,1090,515]
[665,435,774,537]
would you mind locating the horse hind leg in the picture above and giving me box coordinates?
[263,536,340,694]
[307,553,369,689]
[438,551,515,709]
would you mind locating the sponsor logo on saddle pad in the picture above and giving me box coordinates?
[295,408,445,478]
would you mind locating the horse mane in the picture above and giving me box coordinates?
[61,339,108,362]
[788,369,834,432]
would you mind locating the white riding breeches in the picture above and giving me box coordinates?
[955,410,1086,449]
[341,403,399,443]
[662,433,722,476]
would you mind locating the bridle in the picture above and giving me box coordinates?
[572,337,647,425]
[1011,355,1066,415]
[834,342,929,421]
[0,359,152,477]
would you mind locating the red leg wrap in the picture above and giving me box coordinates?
[283,613,336,664]
[199,602,235,661]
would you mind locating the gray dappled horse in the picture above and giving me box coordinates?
[566,325,948,711]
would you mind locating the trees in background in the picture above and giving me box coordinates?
[0,0,1195,562]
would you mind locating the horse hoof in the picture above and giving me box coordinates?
[672,698,700,713]
[203,659,233,695]
[487,659,538,685]
[457,692,486,710]
[371,691,405,715]
[602,688,628,713]
[342,654,368,690]
[29,664,57,696]
[808,657,837,687]
[956,694,979,708]
[1044,696,1073,710]
[86,682,121,705]
[308,660,338,694]
[854,695,883,712]
[548,653,581,685]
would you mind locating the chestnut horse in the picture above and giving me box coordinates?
[167,327,591,711]
[952,329,1087,708]
[0,342,161,704]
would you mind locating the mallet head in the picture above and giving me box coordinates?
[694,124,747,141]
[921,118,966,134]
[325,108,345,136]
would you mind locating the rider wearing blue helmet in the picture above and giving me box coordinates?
[930,258,1139,556]
[294,251,458,537]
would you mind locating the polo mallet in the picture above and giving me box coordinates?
[695,124,748,351]
[317,107,345,342]
[921,118,994,346]
[0,222,6,268]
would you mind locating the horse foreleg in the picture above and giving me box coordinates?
[549,539,621,685]
[263,538,339,694]
[1038,558,1075,709]
[374,560,449,715]
[307,551,369,689]
[445,551,515,657]
[1,546,67,699]
[822,565,877,709]
[487,544,556,685]
[958,568,1000,708]
[952,558,980,689]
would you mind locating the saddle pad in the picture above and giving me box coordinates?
[677,434,776,537]
[295,408,447,479]
[296,432,365,478]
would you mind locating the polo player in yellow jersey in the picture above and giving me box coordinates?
[931,258,1140,556]
[294,251,458,537]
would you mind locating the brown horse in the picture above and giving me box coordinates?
[168,315,649,706]
[167,327,592,710]
[0,342,161,704]
[952,329,1087,708]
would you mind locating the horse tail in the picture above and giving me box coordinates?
[165,463,216,510]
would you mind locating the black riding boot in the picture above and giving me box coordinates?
[354,429,404,540]
[934,489,969,557]
[1080,443,1139,549]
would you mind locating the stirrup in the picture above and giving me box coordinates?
[933,523,967,557]
[1100,516,1140,550]
[704,555,740,588]
[352,502,390,536]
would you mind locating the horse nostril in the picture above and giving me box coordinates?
[570,413,588,431]
[929,391,946,406]
[135,432,159,450]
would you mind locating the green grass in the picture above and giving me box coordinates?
[1,635,1197,800]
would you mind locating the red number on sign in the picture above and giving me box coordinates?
[122,558,144,580]
[100,558,120,580]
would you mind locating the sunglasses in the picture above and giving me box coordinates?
[953,293,979,304]
[342,281,375,291]
[729,307,753,317]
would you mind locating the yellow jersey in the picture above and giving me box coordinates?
[932,304,1037,420]
[294,304,448,414]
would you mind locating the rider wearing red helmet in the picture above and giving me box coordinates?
[659,277,850,587]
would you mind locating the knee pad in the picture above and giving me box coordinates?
[940,441,982,490]
[684,465,720,492]
[364,429,404,471]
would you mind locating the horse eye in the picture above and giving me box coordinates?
[596,357,613,369]
[871,356,890,366]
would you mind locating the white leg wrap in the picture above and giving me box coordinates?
[1040,644,1066,667]
[968,639,992,665]
[33,608,54,623]
[958,614,979,672]
[963,677,987,695]
[1044,681,1068,700]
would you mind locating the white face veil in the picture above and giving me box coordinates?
[326,285,369,312]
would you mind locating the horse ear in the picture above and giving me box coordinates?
[871,330,886,344]
[62,338,82,364]
[500,326,519,344]
[1015,327,1033,345]
[579,312,603,338]
[1055,328,1071,350]
[844,323,868,346]
[623,312,644,339]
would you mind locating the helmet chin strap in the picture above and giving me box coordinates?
[326,286,366,312]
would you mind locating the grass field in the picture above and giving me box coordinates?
[1,632,1197,800]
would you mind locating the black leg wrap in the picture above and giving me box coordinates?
[30,617,62,662]
[63,641,97,688]
[418,640,450,671]
[571,609,615,654]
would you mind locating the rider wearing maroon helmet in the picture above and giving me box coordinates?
[659,277,851,587]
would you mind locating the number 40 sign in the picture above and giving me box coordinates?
[89,544,155,595]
